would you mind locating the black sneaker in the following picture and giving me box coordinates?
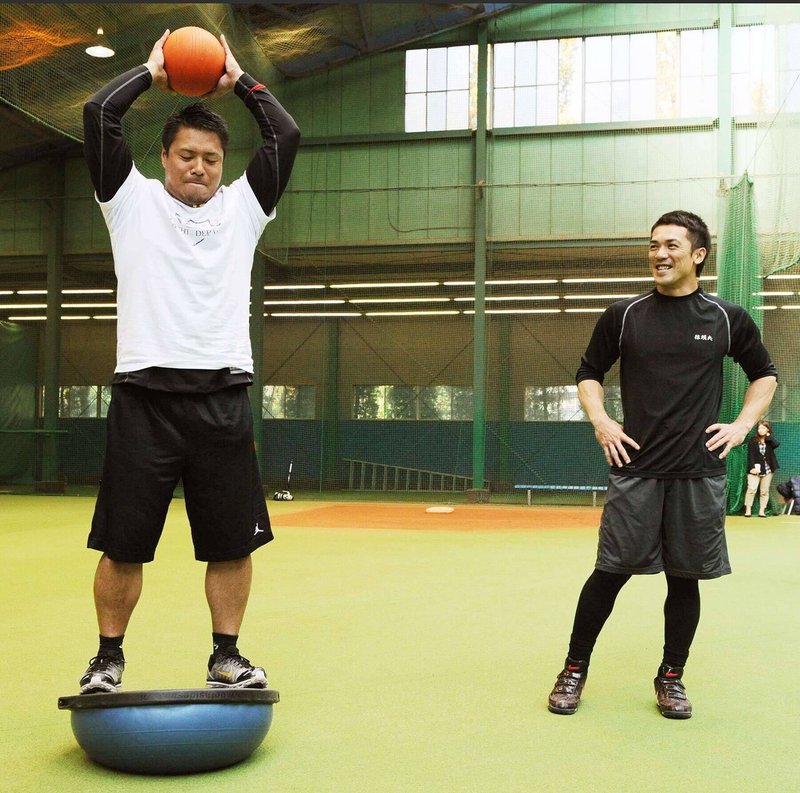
[79,653,125,694]
[548,657,588,714]
[654,664,692,719]
[207,647,267,689]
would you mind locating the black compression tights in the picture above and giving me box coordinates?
[567,570,701,668]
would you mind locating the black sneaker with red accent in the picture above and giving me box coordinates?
[548,657,588,715]
[654,664,692,719]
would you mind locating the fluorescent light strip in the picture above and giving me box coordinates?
[0,303,47,309]
[62,302,117,309]
[264,284,325,290]
[565,308,607,313]
[0,290,12,296]
[562,277,652,284]
[780,305,800,309]
[766,274,800,280]
[9,314,92,320]
[454,295,559,302]
[92,315,117,320]
[268,312,362,318]
[331,282,440,289]
[263,299,345,306]
[564,294,636,300]
[348,297,452,304]
[443,279,558,286]
[365,310,460,317]
[16,289,47,295]
[463,308,561,315]
[63,289,114,295]
[753,306,776,310]
[753,291,794,296]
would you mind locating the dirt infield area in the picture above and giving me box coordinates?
[271,502,602,532]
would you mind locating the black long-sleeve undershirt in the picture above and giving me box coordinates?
[83,65,300,215]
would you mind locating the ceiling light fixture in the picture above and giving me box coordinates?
[331,282,440,289]
[348,297,452,304]
[463,308,561,315]
[263,299,345,306]
[264,284,326,290]
[364,310,459,317]
[268,312,362,318]
[86,27,115,58]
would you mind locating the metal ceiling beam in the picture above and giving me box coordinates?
[259,3,364,53]
[274,3,516,77]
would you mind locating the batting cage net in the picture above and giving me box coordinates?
[1,3,799,514]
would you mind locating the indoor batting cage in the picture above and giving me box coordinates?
[1,3,799,515]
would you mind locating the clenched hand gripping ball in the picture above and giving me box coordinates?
[162,26,226,97]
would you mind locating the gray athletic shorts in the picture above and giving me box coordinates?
[595,474,730,579]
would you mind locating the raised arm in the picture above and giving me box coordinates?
[238,76,301,216]
[83,31,170,202]
[201,34,300,214]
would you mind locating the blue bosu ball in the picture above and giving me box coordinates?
[58,688,279,775]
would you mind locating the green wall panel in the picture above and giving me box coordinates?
[341,58,372,135]
[582,136,616,183]
[614,183,649,235]
[582,184,616,236]
[551,185,584,237]
[613,135,648,182]
[551,137,584,184]
[519,186,552,238]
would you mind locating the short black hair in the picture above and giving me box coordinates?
[651,210,712,276]
[161,102,229,155]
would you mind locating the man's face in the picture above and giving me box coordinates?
[161,126,224,207]
[648,224,706,296]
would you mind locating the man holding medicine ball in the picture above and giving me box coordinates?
[78,30,300,693]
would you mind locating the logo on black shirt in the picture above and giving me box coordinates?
[694,334,713,341]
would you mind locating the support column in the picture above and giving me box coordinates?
[470,21,489,498]
[717,4,733,249]
[321,318,339,488]
[498,316,511,488]
[41,161,64,489]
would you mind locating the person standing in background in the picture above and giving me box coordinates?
[744,420,779,517]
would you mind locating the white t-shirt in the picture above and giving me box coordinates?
[98,165,274,373]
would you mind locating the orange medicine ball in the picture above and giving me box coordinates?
[162,26,225,97]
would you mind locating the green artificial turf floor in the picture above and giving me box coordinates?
[2,494,798,792]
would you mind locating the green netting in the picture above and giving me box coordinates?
[717,174,765,513]
[0,322,38,483]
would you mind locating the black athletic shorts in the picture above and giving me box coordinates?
[88,383,273,563]
[595,474,730,579]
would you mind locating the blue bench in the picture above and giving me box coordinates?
[514,484,607,507]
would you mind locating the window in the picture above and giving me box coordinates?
[493,29,719,126]
[354,385,473,420]
[524,385,622,422]
[58,385,110,418]
[405,45,478,131]
[409,24,797,132]
[262,385,316,419]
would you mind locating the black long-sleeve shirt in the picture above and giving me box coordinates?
[576,288,778,478]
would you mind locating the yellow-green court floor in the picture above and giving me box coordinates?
[2,494,799,793]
